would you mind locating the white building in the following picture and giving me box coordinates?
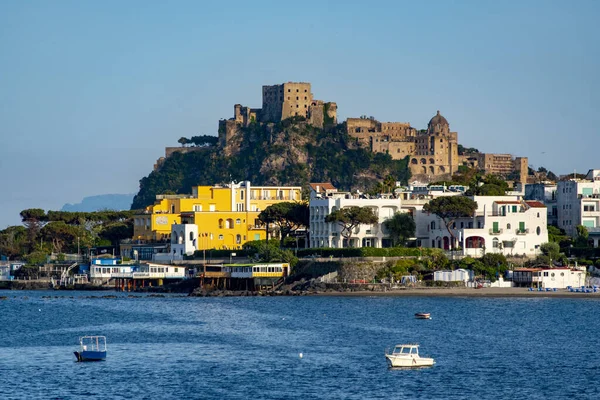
[556,169,600,245]
[416,196,547,257]
[170,223,198,259]
[308,183,404,248]
[433,269,474,283]
[512,266,585,289]
[525,182,558,226]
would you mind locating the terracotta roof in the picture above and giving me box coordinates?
[309,183,336,192]
[495,201,521,205]
[525,201,546,208]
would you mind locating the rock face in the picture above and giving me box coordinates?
[132,120,411,210]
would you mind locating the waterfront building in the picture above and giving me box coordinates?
[416,196,547,257]
[130,181,302,257]
[512,266,586,289]
[556,169,600,246]
[308,183,404,248]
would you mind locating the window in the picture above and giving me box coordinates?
[507,223,511,229]
[209,204,216,212]
[218,234,223,240]
[240,191,244,200]
[193,204,202,212]
[543,272,548,277]
[171,204,176,213]
[236,219,241,225]
[536,226,541,235]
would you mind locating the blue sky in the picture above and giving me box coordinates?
[1,0,598,229]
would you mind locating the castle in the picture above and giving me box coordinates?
[216,81,527,183]
[218,82,337,148]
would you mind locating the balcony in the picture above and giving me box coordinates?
[516,228,529,235]
[489,228,503,235]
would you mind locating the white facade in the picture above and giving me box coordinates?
[513,267,585,289]
[525,182,557,226]
[433,269,474,282]
[171,223,198,259]
[0,264,11,281]
[90,264,136,280]
[416,196,548,257]
[556,170,600,243]
[308,184,403,248]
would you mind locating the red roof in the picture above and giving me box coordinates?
[309,183,337,192]
[495,201,521,205]
[525,201,546,208]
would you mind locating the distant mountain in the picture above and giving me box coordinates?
[61,194,135,212]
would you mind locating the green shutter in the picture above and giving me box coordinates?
[519,221,525,232]
[512,205,517,213]
[254,234,260,241]
[493,222,499,233]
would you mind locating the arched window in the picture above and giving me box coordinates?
[236,234,242,244]
[429,158,435,164]
[420,158,426,164]
[189,232,194,241]
[218,219,224,229]
[236,219,241,225]
[492,238,499,248]
[507,223,511,230]
[411,158,418,164]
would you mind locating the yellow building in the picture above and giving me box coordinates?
[133,182,302,250]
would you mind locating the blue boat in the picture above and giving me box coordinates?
[74,336,107,362]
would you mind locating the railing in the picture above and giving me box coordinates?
[489,228,503,235]
[516,229,529,235]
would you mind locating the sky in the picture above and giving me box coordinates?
[1,0,598,229]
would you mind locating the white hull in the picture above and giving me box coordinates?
[385,354,435,368]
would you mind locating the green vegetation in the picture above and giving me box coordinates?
[423,196,478,246]
[132,121,411,209]
[258,202,309,246]
[0,209,134,264]
[382,213,415,246]
[325,206,378,244]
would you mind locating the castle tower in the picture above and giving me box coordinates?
[410,110,458,179]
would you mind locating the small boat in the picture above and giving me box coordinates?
[414,312,431,319]
[385,344,435,368]
[74,336,107,362]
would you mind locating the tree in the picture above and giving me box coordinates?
[20,208,47,252]
[0,226,28,259]
[325,206,378,247]
[40,221,78,254]
[190,135,218,147]
[383,213,416,246]
[258,202,309,247]
[177,137,190,147]
[540,242,561,261]
[423,196,478,248]
[574,225,590,247]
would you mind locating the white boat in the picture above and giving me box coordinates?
[385,344,435,368]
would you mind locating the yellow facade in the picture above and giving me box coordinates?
[133,182,302,250]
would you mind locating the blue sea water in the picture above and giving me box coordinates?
[1,291,599,399]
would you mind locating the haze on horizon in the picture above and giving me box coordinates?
[1,0,598,229]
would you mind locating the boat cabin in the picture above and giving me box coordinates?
[392,345,420,355]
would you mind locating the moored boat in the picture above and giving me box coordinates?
[385,344,435,368]
[74,336,107,362]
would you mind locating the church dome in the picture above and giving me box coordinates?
[428,110,449,127]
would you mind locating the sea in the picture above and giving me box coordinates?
[1,291,599,400]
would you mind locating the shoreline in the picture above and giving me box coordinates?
[313,287,600,299]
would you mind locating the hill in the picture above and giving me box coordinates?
[131,119,410,209]
[62,194,134,212]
